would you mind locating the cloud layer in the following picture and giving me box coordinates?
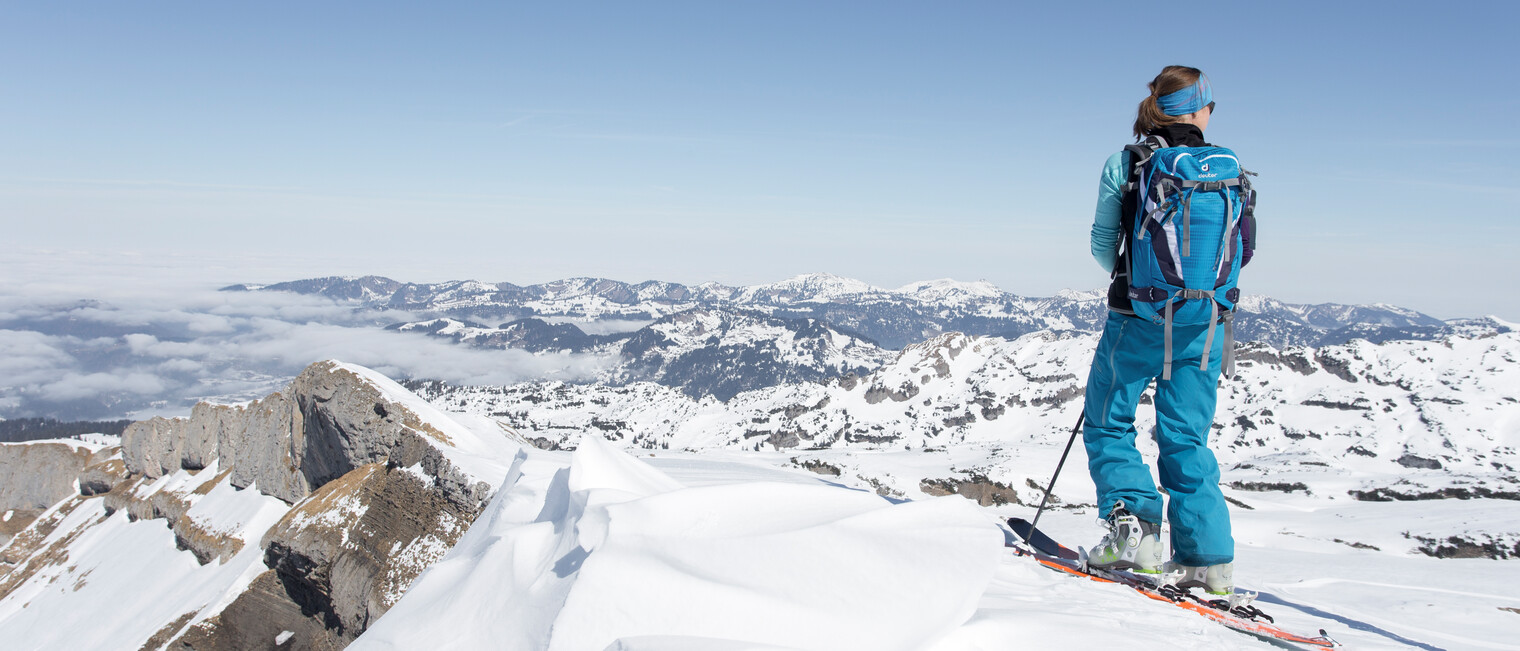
[0,255,609,420]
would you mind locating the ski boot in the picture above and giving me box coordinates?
[1082,505,1163,575]
[1163,561,1234,596]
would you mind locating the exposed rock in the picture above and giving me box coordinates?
[795,458,842,476]
[920,474,1023,507]
[226,394,308,503]
[0,441,97,511]
[766,430,802,450]
[1349,485,1520,501]
[0,508,42,549]
[123,397,308,504]
[1301,398,1372,411]
[1409,533,1520,560]
[173,571,346,651]
[3,360,516,651]
[1234,344,1318,375]
[1314,349,1360,383]
[863,381,920,404]
[79,457,129,497]
[1397,454,1443,470]
[171,468,245,565]
[122,406,221,477]
[0,441,103,545]
[1227,480,1309,493]
[121,361,496,510]
[187,463,478,647]
[139,612,197,651]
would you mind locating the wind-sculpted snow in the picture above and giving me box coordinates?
[353,436,1003,651]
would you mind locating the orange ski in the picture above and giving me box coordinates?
[1010,542,1338,650]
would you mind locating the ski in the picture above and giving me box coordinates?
[1007,518,1338,650]
[1007,516,1079,560]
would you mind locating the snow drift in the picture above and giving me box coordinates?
[354,435,1004,651]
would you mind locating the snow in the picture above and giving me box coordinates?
[340,432,1520,649]
[1053,287,1106,302]
[353,436,1003,651]
[735,273,886,304]
[0,436,113,452]
[276,630,295,645]
[7,333,1520,649]
[0,471,292,650]
[895,279,1006,304]
[74,433,121,447]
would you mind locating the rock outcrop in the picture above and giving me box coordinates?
[123,396,309,504]
[3,360,519,651]
[122,362,496,510]
[0,441,97,510]
[209,462,474,642]
[0,440,117,546]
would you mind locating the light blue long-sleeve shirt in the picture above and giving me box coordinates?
[1090,150,1128,274]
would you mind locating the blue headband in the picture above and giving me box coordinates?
[1157,76,1213,116]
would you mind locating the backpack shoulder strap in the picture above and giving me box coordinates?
[1117,137,1163,258]
[1121,136,1163,192]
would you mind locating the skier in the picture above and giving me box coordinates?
[1081,65,1253,596]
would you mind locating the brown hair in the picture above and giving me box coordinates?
[1133,65,1204,141]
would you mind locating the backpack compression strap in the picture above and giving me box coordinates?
[1177,178,1241,258]
[1130,286,1239,381]
[1159,291,1234,382]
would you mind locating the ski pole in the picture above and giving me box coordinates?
[1027,407,1085,539]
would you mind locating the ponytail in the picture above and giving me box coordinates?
[1132,66,1203,141]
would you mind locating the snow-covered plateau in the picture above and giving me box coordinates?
[1,317,1517,649]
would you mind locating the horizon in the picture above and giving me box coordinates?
[4,248,1501,321]
[3,2,1517,321]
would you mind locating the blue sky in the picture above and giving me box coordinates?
[2,1,1516,319]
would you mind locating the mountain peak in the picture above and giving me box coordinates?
[1053,288,1105,302]
[736,273,884,304]
[896,279,1006,302]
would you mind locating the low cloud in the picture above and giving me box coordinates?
[40,371,167,402]
[0,260,611,420]
[0,329,76,377]
[540,316,656,336]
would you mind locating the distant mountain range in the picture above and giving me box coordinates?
[225,273,1464,350]
[227,273,1505,400]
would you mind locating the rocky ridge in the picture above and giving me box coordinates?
[0,360,520,650]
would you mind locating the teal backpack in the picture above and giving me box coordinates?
[1120,135,1256,380]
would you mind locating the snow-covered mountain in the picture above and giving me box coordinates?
[391,308,888,400]
[410,321,1520,508]
[2,349,1518,649]
[227,273,1456,350]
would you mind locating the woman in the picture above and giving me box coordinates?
[1081,65,1245,596]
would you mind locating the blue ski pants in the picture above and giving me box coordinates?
[1082,311,1234,566]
